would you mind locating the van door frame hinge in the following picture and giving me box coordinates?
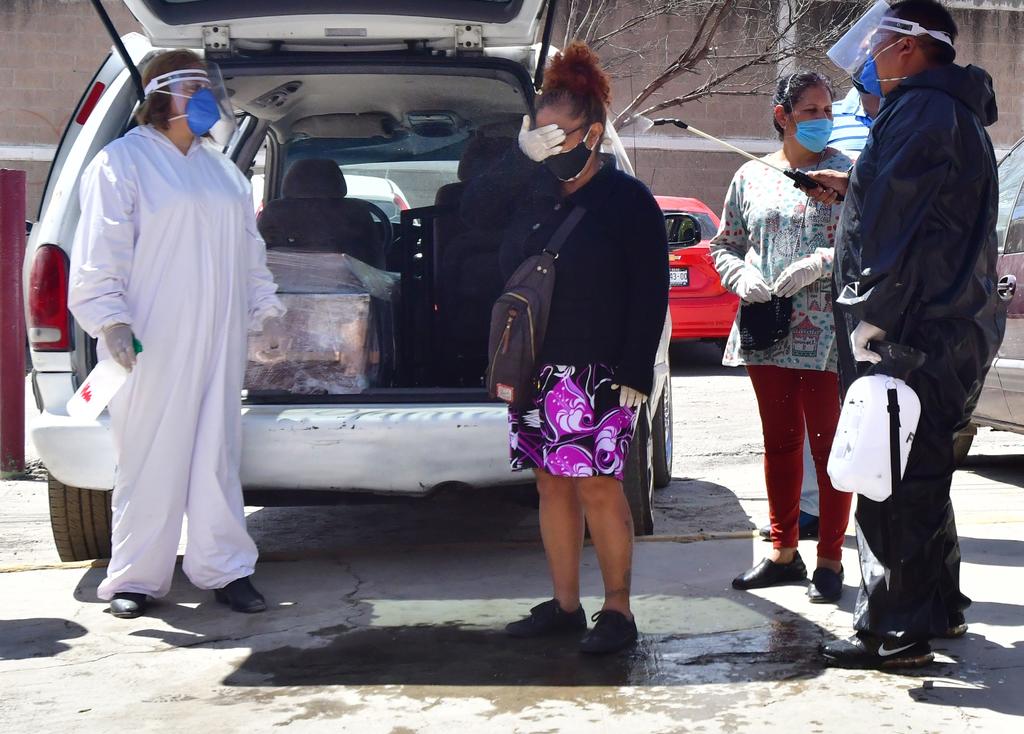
[202,25,233,58]
[455,24,484,54]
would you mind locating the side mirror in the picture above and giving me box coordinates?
[666,213,702,248]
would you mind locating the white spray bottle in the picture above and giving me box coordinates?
[66,338,143,421]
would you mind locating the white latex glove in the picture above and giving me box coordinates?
[734,267,772,304]
[102,323,138,372]
[254,315,288,364]
[612,384,647,410]
[773,253,825,298]
[851,321,887,364]
[518,115,566,162]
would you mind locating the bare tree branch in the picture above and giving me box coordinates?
[557,0,872,129]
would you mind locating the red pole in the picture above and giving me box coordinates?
[0,169,27,476]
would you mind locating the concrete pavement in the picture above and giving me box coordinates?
[2,345,1022,732]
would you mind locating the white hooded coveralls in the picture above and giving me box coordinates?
[69,126,284,600]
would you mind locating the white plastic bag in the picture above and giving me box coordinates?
[827,374,921,502]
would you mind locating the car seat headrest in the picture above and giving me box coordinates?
[458,135,513,182]
[282,159,347,199]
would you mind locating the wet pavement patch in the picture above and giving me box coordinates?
[223,619,826,688]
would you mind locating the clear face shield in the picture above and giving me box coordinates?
[827,0,955,94]
[143,65,237,146]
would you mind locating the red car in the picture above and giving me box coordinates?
[656,196,739,344]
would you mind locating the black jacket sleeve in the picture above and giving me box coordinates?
[856,127,953,333]
[615,183,670,396]
[459,147,539,230]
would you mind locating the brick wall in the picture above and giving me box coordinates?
[598,5,1024,215]
[0,0,140,214]
[1,2,1022,218]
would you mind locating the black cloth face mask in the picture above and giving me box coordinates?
[544,126,596,181]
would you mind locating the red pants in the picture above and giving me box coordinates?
[747,365,852,562]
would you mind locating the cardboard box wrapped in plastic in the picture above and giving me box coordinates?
[245,252,400,395]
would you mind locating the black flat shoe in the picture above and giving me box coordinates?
[579,610,638,654]
[758,512,819,541]
[808,567,844,604]
[109,592,148,619]
[506,599,587,638]
[214,576,267,613]
[940,610,968,639]
[732,553,807,590]
[822,633,934,670]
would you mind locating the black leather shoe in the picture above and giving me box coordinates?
[940,610,968,639]
[579,610,638,654]
[214,577,267,613]
[808,567,844,604]
[758,512,819,541]
[732,553,807,590]
[822,633,934,670]
[506,599,587,638]
[109,592,148,619]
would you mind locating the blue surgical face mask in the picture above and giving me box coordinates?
[182,88,221,136]
[794,117,834,153]
[162,87,221,136]
[857,39,905,98]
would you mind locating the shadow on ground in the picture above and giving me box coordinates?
[0,617,88,660]
[669,341,744,378]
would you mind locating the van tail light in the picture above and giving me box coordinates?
[75,82,107,126]
[394,195,409,211]
[28,245,71,352]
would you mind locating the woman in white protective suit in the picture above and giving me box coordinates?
[68,49,285,619]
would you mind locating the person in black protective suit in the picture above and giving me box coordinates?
[800,0,1004,670]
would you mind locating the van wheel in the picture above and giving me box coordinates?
[48,474,112,562]
[652,380,673,489]
[623,405,655,536]
[953,428,975,467]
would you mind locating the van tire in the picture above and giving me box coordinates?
[652,380,673,489]
[623,405,655,536]
[48,474,112,562]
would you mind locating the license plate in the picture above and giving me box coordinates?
[670,268,689,287]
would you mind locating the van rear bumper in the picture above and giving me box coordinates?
[31,403,519,494]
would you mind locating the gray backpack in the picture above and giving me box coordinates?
[487,206,586,410]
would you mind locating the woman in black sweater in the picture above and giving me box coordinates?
[462,43,669,654]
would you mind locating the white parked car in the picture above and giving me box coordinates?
[23,0,672,561]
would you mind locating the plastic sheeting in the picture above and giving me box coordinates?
[245,252,399,395]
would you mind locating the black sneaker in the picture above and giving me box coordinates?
[822,633,934,670]
[506,599,587,638]
[579,610,638,654]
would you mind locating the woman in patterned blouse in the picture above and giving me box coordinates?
[711,72,854,604]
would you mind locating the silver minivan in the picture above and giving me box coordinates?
[961,134,1024,460]
[23,1,673,561]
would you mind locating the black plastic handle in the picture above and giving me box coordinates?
[785,169,845,203]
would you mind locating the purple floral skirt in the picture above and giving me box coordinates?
[508,363,638,482]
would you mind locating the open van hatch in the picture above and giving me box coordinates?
[122,0,553,53]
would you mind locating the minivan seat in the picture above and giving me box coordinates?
[258,158,386,269]
[432,135,513,386]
